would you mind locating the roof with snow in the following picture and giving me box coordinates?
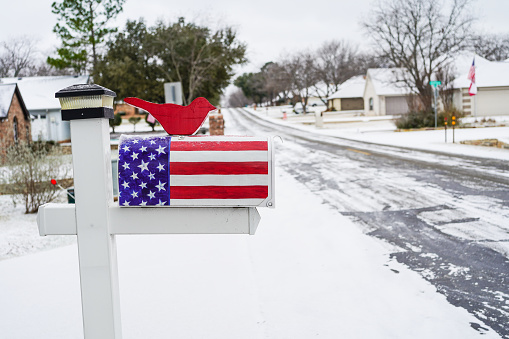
[328,76,366,100]
[0,83,30,120]
[0,75,90,111]
[452,53,509,88]
[0,84,16,118]
[366,68,415,96]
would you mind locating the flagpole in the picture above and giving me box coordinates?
[474,93,477,117]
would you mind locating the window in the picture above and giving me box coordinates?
[369,97,374,111]
[13,117,18,143]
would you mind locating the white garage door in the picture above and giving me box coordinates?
[385,97,409,115]
[477,88,509,116]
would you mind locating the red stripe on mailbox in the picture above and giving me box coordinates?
[170,162,268,175]
[171,141,268,151]
[170,186,268,199]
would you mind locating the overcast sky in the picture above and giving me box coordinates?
[2,0,509,76]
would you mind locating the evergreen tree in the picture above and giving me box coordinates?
[48,0,125,74]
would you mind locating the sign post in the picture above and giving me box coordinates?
[444,117,448,143]
[452,115,456,143]
[429,81,441,128]
[38,85,273,339]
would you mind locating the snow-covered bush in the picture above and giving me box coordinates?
[3,142,71,213]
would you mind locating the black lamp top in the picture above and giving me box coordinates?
[55,84,116,98]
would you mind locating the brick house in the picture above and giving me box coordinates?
[0,83,31,160]
[1,75,89,142]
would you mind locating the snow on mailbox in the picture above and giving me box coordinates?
[118,135,275,208]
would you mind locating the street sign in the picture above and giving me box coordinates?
[164,82,183,105]
[429,81,442,87]
[118,135,275,208]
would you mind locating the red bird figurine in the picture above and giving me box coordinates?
[123,97,216,135]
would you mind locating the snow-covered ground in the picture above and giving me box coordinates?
[245,107,509,161]
[0,168,500,338]
[0,112,505,338]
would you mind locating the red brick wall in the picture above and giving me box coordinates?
[114,103,143,119]
[0,92,32,160]
[209,112,224,135]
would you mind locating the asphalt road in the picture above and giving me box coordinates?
[226,108,509,338]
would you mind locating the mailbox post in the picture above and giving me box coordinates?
[38,85,274,339]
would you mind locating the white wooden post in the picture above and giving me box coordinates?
[71,118,122,339]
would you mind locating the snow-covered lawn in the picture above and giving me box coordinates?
[0,193,75,261]
[0,167,500,338]
[244,107,509,161]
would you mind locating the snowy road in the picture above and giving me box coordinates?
[226,108,509,338]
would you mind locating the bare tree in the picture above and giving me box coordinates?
[261,62,292,105]
[227,88,252,107]
[0,36,37,77]
[472,33,509,61]
[435,63,456,112]
[285,52,319,114]
[362,0,474,111]
[313,40,360,104]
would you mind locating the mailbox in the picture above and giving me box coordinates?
[118,135,275,208]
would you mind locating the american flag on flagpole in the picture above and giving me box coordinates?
[467,58,477,96]
[118,135,273,207]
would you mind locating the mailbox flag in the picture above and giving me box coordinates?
[118,135,272,207]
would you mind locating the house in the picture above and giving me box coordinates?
[363,68,414,116]
[327,75,365,112]
[0,84,31,160]
[0,75,89,142]
[452,54,509,116]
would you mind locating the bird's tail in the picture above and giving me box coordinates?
[124,97,159,113]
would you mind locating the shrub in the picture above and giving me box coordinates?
[145,113,159,132]
[128,117,141,132]
[3,141,71,213]
[395,110,447,129]
[109,113,122,133]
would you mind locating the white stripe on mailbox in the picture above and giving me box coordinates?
[169,150,268,162]
[170,174,268,186]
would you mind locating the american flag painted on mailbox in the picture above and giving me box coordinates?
[118,135,274,207]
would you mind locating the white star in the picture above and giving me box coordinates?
[121,181,129,189]
[140,200,147,206]
[156,199,167,206]
[122,200,130,206]
[147,191,156,199]
[157,163,165,172]
[156,145,166,155]
[138,160,149,172]
[122,162,130,170]
[139,181,147,189]
[148,153,156,161]
[122,145,130,152]
[148,172,155,180]
[131,152,139,160]
[131,172,138,180]
[140,145,147,152]
[156,180,166,192]
[150,140,156,145]
[131,191,139,198]
[132,139,139,144]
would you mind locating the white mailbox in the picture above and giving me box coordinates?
[118,135,275,208]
